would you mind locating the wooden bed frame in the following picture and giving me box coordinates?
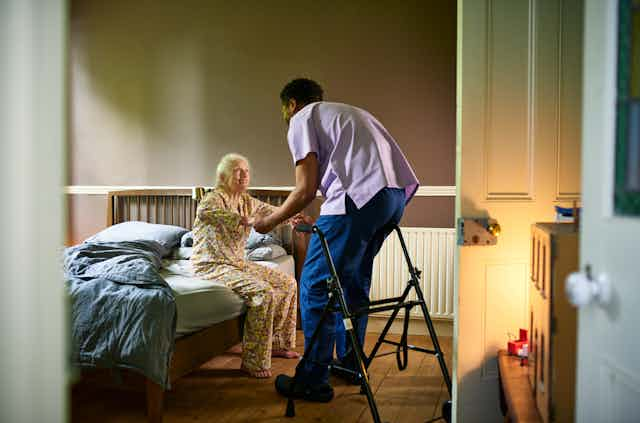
[79,187,310,423]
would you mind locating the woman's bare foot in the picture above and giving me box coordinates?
[272,349,300,359]
[241,364,272,378]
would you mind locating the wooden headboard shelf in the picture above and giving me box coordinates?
[107,188,198,229]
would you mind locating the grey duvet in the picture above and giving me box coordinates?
[64,240,177,388]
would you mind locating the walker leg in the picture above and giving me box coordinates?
[285,291,337,418]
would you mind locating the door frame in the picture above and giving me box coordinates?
[0,2,68,422]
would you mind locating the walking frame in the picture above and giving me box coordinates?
[284,224,452,423]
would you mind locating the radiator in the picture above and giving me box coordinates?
[370,227,456,320]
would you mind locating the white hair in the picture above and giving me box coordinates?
[215,153,250,189]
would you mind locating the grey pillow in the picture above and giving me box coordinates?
[180,231,194,247]
[246,227,282,250]
[86,221,188,250]
[245,244,287,261]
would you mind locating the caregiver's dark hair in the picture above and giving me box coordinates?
[280,78,324,105]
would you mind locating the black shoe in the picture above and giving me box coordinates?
[275,374,334,403]
[329,359,362,385]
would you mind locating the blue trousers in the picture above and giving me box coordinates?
[297,187,406,385]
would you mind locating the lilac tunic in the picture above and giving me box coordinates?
[287,102,419,215]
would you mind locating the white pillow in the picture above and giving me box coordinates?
[245,244,287,261]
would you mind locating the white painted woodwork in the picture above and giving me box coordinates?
[0,1,67,422]
[576,1,640,421]
[64,185,457,197]
[456,1,583,421]
[557,0,583,201]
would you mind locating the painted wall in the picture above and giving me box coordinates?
[68,0,456,243]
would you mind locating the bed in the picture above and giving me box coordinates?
[74,187,310,423]
[163,255,295,338]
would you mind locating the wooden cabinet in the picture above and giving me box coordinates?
[529,223,579,423]
[498,350,542,422]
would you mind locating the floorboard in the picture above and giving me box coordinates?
[71,331,452,423]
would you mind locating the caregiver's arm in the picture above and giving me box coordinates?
[253,153,319,234]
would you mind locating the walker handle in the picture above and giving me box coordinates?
[295,224,315,233]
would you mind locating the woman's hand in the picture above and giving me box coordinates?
[239,215,255,227]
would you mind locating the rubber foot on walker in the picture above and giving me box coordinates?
[442,400,452,423]
[275,374,334,403]
[285,398,295,417]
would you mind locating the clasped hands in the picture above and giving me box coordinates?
[239,212,314,234]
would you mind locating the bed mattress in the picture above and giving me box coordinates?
[161,255,295,338]
[252,254,296,277]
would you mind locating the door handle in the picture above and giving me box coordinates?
[565,265,611,307]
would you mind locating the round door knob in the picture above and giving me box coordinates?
[488,222,501,237]
[565,269,611,307]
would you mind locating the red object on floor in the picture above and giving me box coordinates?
[508,329,528,356]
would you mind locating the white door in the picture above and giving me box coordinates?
[456,1,583,421]
[0,1,68,422]
[575,1,640,421]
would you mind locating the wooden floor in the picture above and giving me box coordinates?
[71,331,452,423]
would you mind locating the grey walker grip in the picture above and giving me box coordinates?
[294,224,315,233]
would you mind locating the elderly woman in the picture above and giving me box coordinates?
[191,153,299,378]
